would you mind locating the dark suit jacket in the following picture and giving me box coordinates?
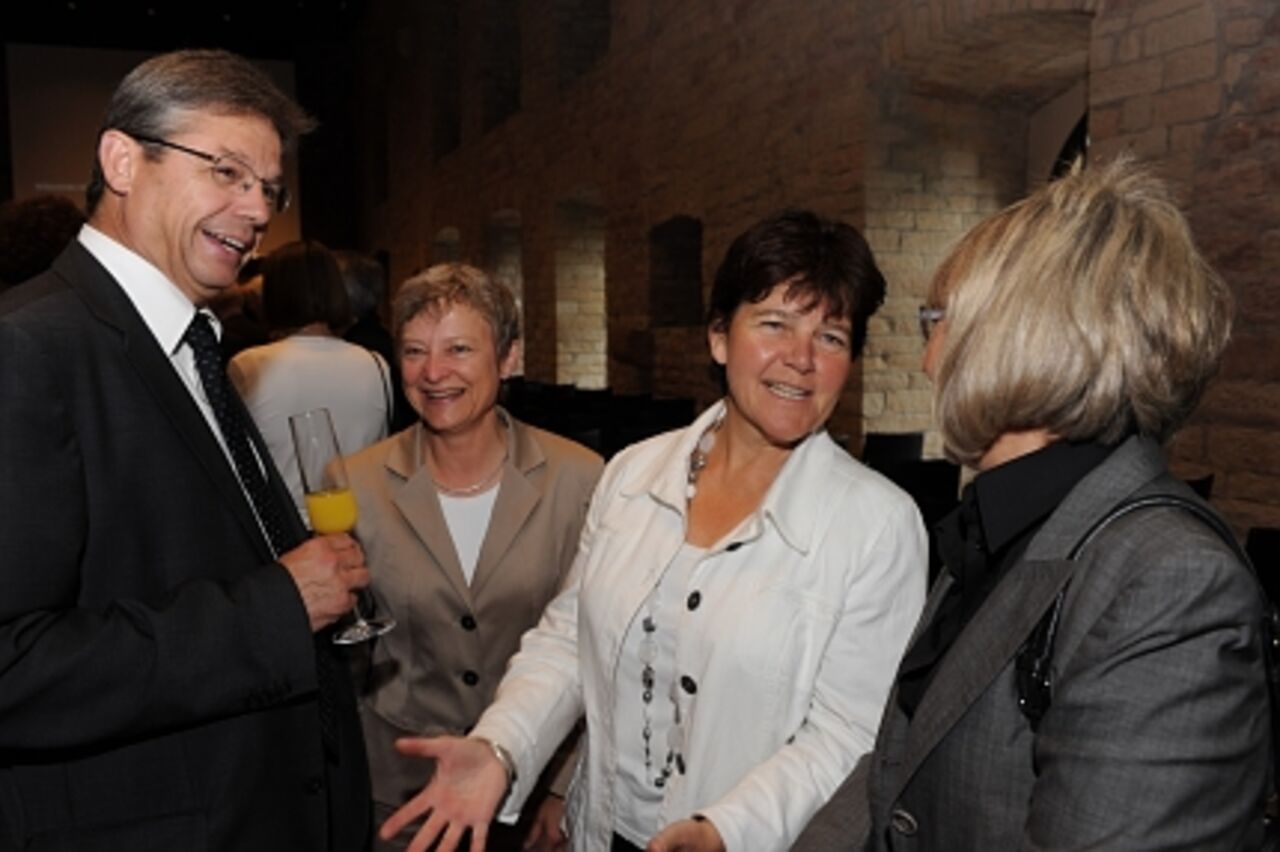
[0,242,370,850]
[795,436,1270,851]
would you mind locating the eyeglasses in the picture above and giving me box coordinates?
[131,133,291,213]
[918,305,946,342]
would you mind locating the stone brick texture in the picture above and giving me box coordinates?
[348,0,1280,531]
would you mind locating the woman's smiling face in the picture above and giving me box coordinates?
[709,281,853,449]
[399,301,517,437]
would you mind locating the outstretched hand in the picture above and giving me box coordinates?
[648,816,725,852]
[379,735,511,852]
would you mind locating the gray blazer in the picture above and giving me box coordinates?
[795,435,1270,851]
[344,412,602,808]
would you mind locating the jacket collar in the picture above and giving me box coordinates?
[46,241,295,561]
[384,407,544,481]
[619,398,835,555]
[383,408,548,602]
[889,434,1166,798]
[1021,435,1166,561]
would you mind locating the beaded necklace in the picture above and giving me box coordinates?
[639,413,722,787]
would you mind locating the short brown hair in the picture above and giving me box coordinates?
[260,240,351,334]
[928,157,1232,466]
[392,263,521,361]
[86,49,315,215]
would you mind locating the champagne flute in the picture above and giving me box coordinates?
[289,407,395,645]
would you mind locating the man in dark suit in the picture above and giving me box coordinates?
[336,249,415,433]
[0,49,372,850]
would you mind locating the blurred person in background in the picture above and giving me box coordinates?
[338,248,415,432]
[230,238,390,516]
[0,193,85,290]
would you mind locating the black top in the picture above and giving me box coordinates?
[896,440,1115,717]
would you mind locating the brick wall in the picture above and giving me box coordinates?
[348,0,1280,529]
[554,200,607,388]
[1086,0,1280,531]
[483,210,525,373]
[861,91,1030,457]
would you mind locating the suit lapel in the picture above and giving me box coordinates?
[470,418,545,598]
[884,435,1170,803]
[895,554,1077,790]
[59,244,276,561]
[386,428,474,604]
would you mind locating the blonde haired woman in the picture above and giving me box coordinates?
[797,158,1271,850]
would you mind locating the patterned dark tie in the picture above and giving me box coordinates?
[183,312,291,556]
[185,312,341,758]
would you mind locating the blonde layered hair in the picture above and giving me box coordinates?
[928,158,1232,467]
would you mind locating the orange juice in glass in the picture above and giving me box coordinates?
[288,407,394,644]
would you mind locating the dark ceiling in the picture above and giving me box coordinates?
[1,1,373,243]
[3,0,369,59]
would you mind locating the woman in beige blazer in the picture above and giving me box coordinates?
[344,263,603,851]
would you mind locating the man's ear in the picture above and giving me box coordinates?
[97,130,139,198]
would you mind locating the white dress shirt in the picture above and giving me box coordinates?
[78,225,274,544]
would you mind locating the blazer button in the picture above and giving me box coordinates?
[460,614,477,631]
[686,591,702,610]
[304,775,324,795]
[462,670,479,686]
[680,675,697,694]
[889,807,918,836]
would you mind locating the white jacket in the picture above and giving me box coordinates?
[471,400,928,851]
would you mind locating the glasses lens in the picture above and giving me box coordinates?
[210,159,247,189]
[271,185,291,213]
[918,307,943,342]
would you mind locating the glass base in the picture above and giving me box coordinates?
[332,616,396,645]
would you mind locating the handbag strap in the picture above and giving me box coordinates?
[1016,493,1280,791]
[368,348,393,433]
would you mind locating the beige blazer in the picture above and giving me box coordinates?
[344,409,603,807]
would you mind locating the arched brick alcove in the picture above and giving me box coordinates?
[861,0,1094,457]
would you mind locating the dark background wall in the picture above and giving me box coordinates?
[5,0,1279,531]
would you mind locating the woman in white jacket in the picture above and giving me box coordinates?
[380,210,928,852]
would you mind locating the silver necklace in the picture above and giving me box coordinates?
[431,452,507,497]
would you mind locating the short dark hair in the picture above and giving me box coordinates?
[86,49,315,215]
[706,209,886,381]
[260,240,351,334]
[0,194,85,288]
[334,250,387,320]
